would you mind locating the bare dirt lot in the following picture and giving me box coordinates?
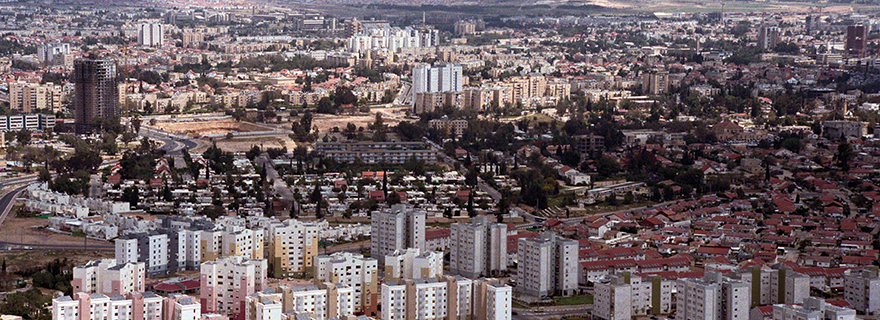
[193,134,297,153]
[154,118,275,135]
[302,106,412,135]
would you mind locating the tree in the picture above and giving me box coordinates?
[38,167,51,183]
[835,142,854,171]
[226,132,234,140]
[303,75,313,92]
[15,129,30,146]
[467,192,476,217]
[121,186,139,208]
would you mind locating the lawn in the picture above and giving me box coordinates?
[555,294,593,306]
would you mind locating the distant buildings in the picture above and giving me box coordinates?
[822,120,868,140]
[845,25,866,57]
[771,297,856,320]
[72,56,120,134]
[429,117,468,137]
[370,204,426,264]
[314,140,437,164]
[245,283,358,320]
[200,255,267,318]
[449,216,508,279]
[37,42,70,66]
[0,114,55,132]
[641,70,669,95]
[115,229,201,277]
[516,232,578,297]
[138,22,165,47]
[757,25,781,50]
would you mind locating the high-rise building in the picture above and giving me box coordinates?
[516,232,578,297]
[846,25,867,57]
[676,272,750,320]
[384,248,444,281]
[243,291,283,320]
[267,219,321,278]
[138,22,165,47]
[221,226,264,260]
[412,64,463,97]
[37,42,70,66]
[72,56,119,134]
[640,70,669,95]
[594,273,673,320]
[72,259,146,296]
[200,255,267,319]
[449,216,508,278]
[844,268,880,315]
[370,204,426,264]
[474,278,512,320]
[313,252,378,314]
[757,25,781,50]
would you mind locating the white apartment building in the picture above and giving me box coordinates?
[281,283,357,320]
[72,259,146,296]
[771,297,856,320]
[52,291,169,320]
[165,293,201,320]
[345,27,438,53]
[268,219,321,278]
[447,276,474,320]
[138,22,164,47]
[313,252,378,313]
[516,232,578,297]
[450,216,508,278]
[844,268,880,315]
[384,248,443,281]
[200,255,268,319]
[412,64,463,96]
[370,205,426,264]
[474,278,512,320]
[675,272,750,320]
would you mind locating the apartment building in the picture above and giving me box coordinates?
[675,272,750,320]
[267,219,321,278]
[8,81,63,113]
[449,216,508,278]
[384,248,443,281]
[730,266,810,306]
[72,56,120,134]
[37,42,71,66]
[314,140,437,164]
[201,229,223,262]
[380,277,511,320]
[412,64,463,95]
[115,229,201,277]
[474,278,512,320]
[516,232,578,297]
[0,114,56,132]
[593,272,674,320]
[138,22,164,47]
[413,91,461,114]
[370,204,426,264]
[52,291,177,320]
[313,252,378,314]
[244,291,282,320]
[72,259,146,296]
[844,268,880,315]
[273,283,357,320]
[771,297,856,320]
[200,255,268,319]
[221,226,264,260]
[641,70,669,95]
[429,116,468,138]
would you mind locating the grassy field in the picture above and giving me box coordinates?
[555,294,594,306]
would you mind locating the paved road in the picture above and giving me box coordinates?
[140,126,198,156]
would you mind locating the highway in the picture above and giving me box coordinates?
[139,126,199,156]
